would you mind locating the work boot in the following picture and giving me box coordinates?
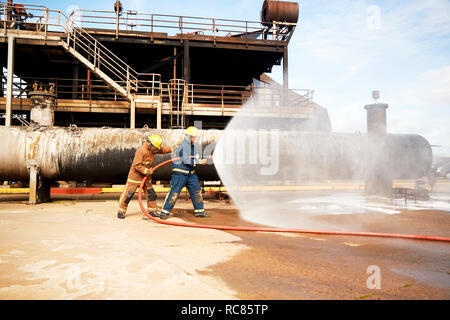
[159,212,170,220]
[149,211,161,217]
[195,212,210,218]
[117,212,126,219]
[143,211,161,220]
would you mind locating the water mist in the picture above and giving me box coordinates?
[212,84,437,232]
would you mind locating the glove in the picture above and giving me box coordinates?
[199,159,207,165]
[144,168,153,176]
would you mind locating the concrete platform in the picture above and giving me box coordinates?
[0,192,449,299]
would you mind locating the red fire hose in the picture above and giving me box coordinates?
[138,158,450,243]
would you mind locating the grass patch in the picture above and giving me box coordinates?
[357,292,378,300]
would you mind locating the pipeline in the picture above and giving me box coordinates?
[138,158,450,243]
[0,127,433,182]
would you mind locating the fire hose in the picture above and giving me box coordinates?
[138,158,450,243]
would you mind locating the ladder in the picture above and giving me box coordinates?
[167,79,187,129]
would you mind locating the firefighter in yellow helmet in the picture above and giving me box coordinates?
[160,126,209,219]
[117,134,172,219]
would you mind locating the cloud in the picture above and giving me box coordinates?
[415,65,450,105]
[339,63,367,81]
[280,0,450,156]
[387,65,450,155]
[290,0,450,85]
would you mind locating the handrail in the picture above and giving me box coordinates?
[3,74,162,101]
[0,2,141,98]
[0,3,304,109]
[2,75,314,116]
[72,8,294,41]
[0,2,296,102]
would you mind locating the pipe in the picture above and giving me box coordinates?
[5,35,14,127]
[0,127,220,182]
[138,158,450,243]
[364,102,391,196]
[0,127,432,182]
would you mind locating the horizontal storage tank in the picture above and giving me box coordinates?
[0,127,432,183]
[0,127,219,182]
[213,130,432,183]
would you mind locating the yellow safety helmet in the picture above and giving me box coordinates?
[185,126,200,137]
[147,134,162,149]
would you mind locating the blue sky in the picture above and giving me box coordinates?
[29,0,450,155]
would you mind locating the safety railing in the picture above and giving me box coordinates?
[72,8,294,42]
[1,2,296,103]
[0,76,124,101]
[136,73,162,97]
[184,83,251,106]
[290,89,314,108]
[0,74,163,101]
[2,73,314,115]
[248,87,315,109]
[64,12,140,96]
[1,2,64,34]
[0,2,144,98]
[0,71,28,98]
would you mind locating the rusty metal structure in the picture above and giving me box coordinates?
[0,1,324,130]
[0,2,434,204]
[261,0,299,26]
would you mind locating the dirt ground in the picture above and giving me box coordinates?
[0,192,449,300]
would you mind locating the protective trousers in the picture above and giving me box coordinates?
[161,173,204,215]
[118,181,157,215]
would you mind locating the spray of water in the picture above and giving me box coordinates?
[212,83,442,232]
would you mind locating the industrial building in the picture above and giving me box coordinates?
[0,1,448,302]
[0,0,434,203]
[0,0,330,130]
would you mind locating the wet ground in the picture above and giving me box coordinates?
[184,205,449,299]
[0,189,449,299]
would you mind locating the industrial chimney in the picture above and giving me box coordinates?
[364,90,393,197]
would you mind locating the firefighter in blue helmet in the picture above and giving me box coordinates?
[160,126,209,220]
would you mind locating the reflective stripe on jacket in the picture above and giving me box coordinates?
[172,138,200,174]
[127,142,172,184]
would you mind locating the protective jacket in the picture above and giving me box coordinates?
[172,138,200,175]
[127,141,172,185]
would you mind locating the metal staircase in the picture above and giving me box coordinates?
[0,2,158,105]
[56,13,162,128]
[60,22,138,101]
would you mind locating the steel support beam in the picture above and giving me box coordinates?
[27,160,51,204]
[92,35,285,52]
[183,39,190,83]
[72,62,79,99]
[5,35,14,126]
[157,102,162,129]
[130,99,136,128]
[283,44,288,106]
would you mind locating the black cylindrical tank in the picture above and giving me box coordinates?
[261,0,299,26]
